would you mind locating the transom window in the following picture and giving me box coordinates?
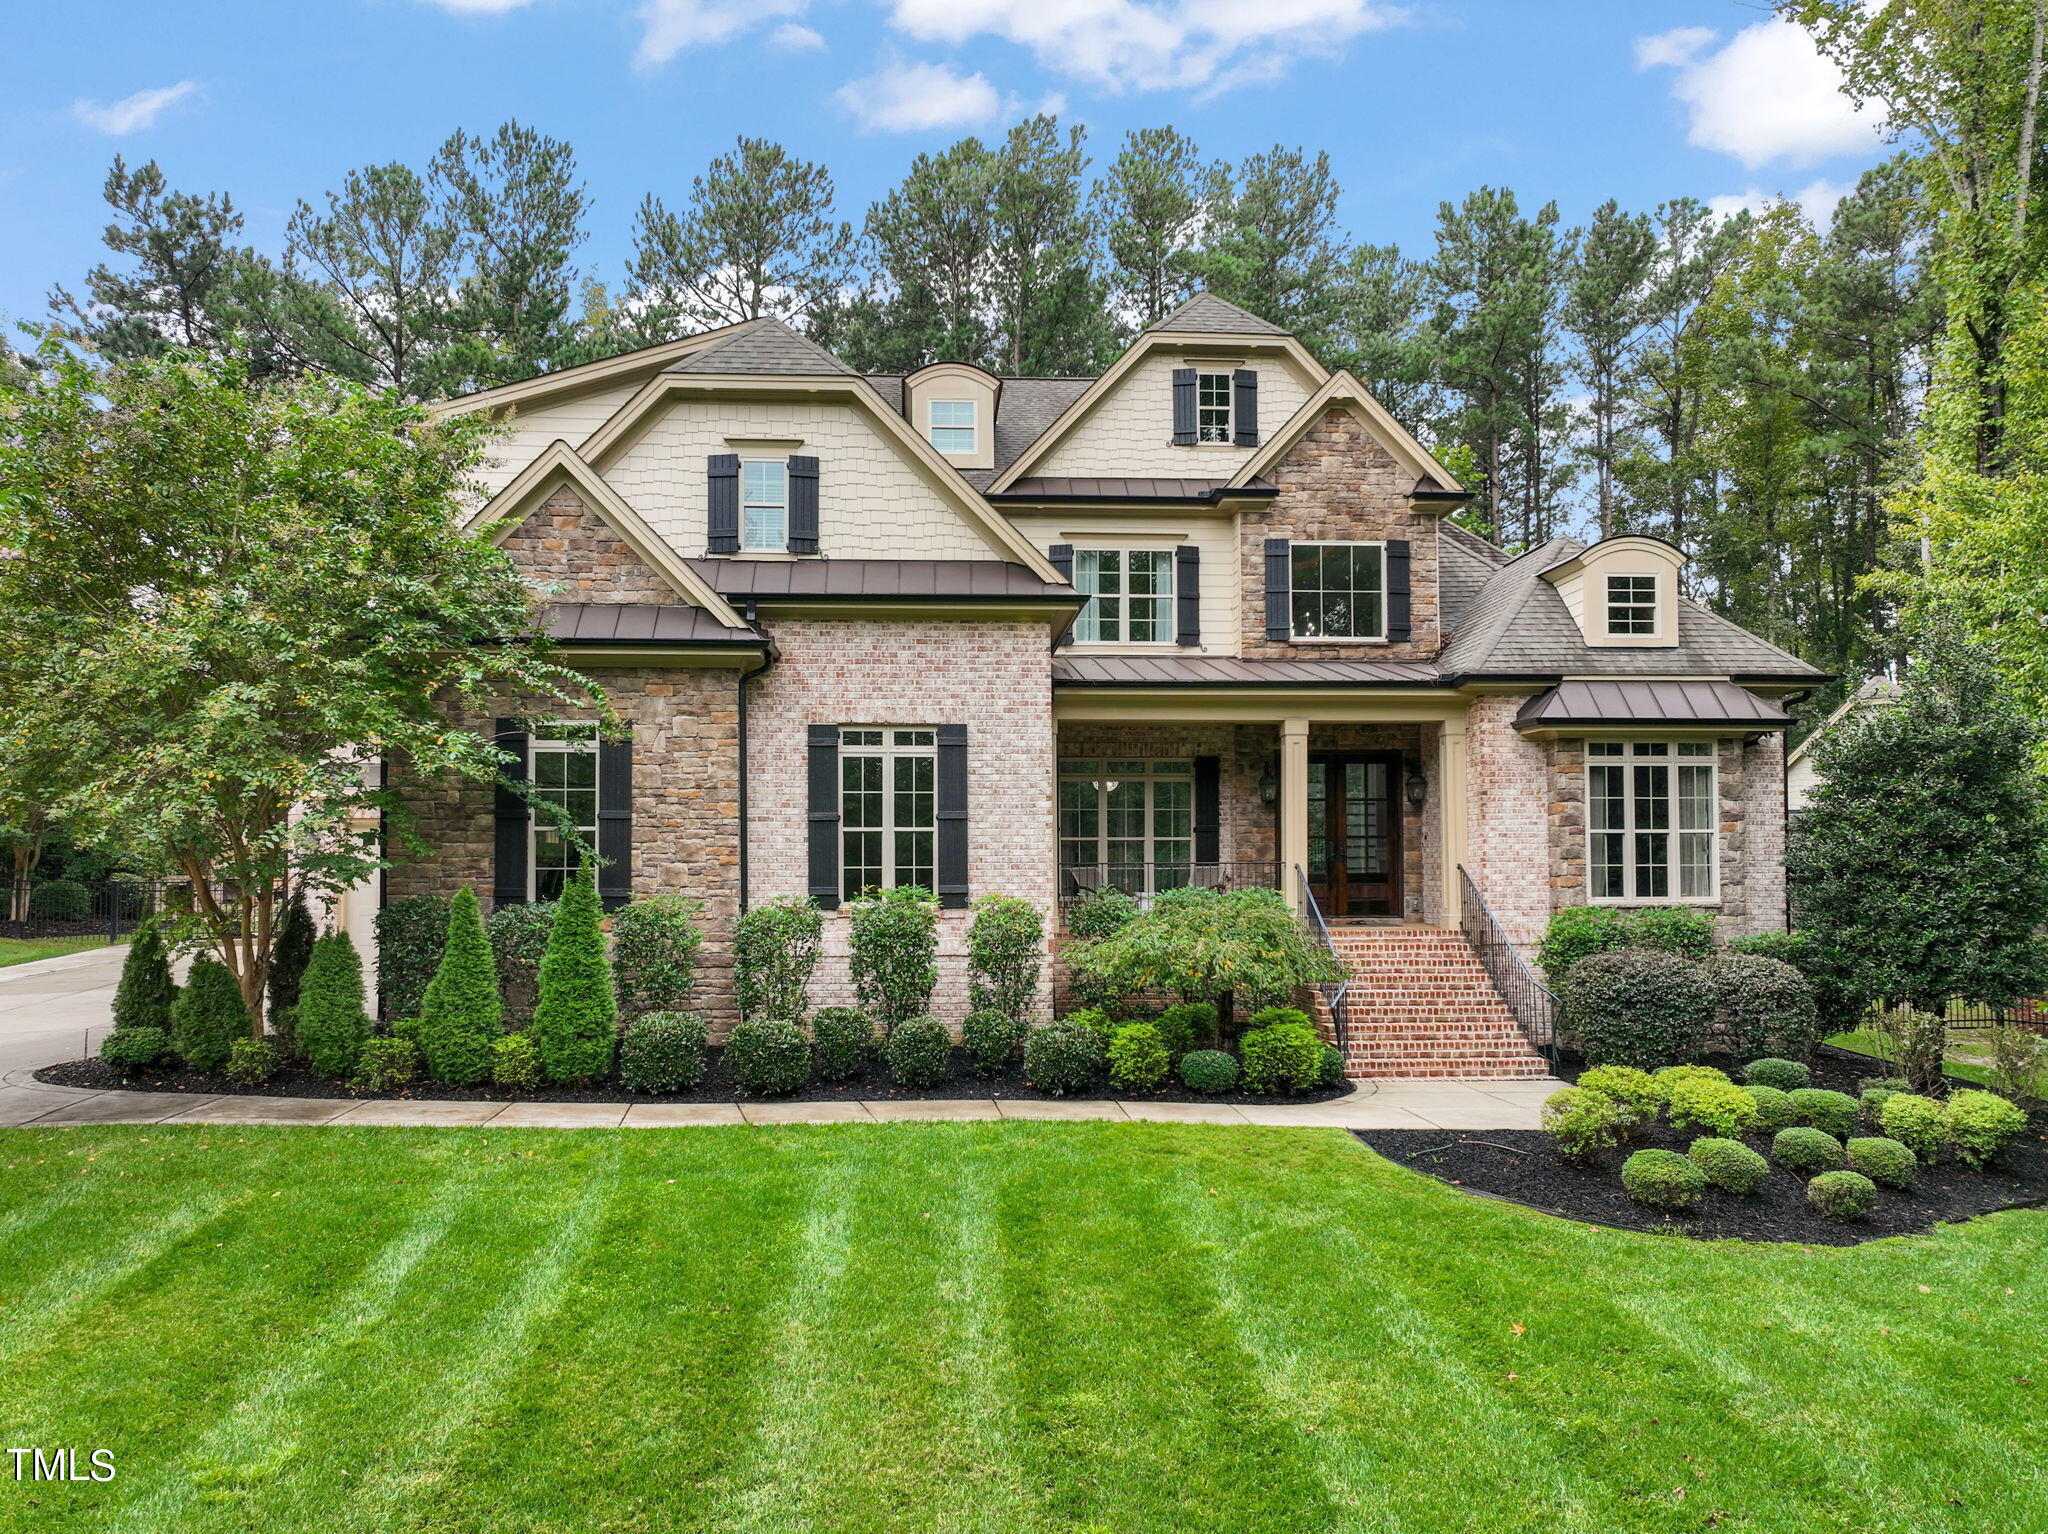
[1058,759,1194,897]
[530,723,598,901]
[1606,574,1658,636]
[1196,373,1232,443]
[1291,543,1386,641]
[1072,549,1174,643]
[929,400,975,453]
[1587,741,1716,902]
[841,728,935,899]
[741,459,787,550]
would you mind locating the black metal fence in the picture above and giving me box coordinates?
[1,879,153,943]
[1458,865,1560,1065]
[1057,860,1281,909]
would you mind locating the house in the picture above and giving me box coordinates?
[381,293,1827,1077]
[1786,677,1898,811]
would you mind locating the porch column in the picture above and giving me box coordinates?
[1440,714,1468,924]
[1280,716,1310,910]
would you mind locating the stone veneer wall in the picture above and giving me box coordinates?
[499,489,680,604]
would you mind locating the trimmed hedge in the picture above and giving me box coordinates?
[1689,1136,1770,1195]
[732,895,822,1025]
[811,1007,876,1082]
[1788,1088,1860,1140]
[1808,1169,1877,1220]
[611,894,702,1018]
[724,1017,811,1096]
[1566,948,1713,1069]
[1666,1076,1759,1138]
[1024,1023,1102,1096]
[1845,1136,1916,1189]
[485,901,555,1026]
[416,888,502,1087]
[1742,1084,1800,1134]
[1539,904,1717,987]
[1622,1148,1707,1210]
[619,1012,710,1093]
[374,894,449,1020]
[849,886,938,1027]
[171,957,247,1073]
[1743,1057,1811,1093]
[885,1016,952,1089]
[1703,953,1817,1061]
[100,1025,169,1072]
[531,869,617,1085]
[1773,1127,1843,1175]
[1179,1049,1240,1093]
[1878,1093,1947,1162]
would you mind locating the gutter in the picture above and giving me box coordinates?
[735,614,778,914]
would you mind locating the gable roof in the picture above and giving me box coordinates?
[1227,370,1465,497]
[431,320,755,420]
[664,317,855,377]
[1150,293,1288,335]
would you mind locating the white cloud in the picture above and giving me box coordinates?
[70,80,199,136]
[836,60,1005,132]
[1636,17,1881,169]
[416,0,536,12]
[769,21,826,50]
[1708,178,1854,229]
[636,0,808,67]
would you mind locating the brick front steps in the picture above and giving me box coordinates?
[1311,927,1552,1080]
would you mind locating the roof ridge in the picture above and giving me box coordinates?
[1149,292,1289,336]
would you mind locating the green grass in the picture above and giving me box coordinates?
[1,1123,2044,1533]
[1826,1029,1998,1086]
[0,934,118,969]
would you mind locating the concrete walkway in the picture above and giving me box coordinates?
[0,945,1563,1131]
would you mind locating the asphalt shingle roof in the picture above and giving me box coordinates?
[665,318,854,376]
[1149,293,1288,336]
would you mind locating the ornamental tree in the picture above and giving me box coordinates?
[0,341,599,1032]
[1065,886,1345,1022]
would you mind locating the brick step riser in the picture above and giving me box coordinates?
[1313,929,1552,1080]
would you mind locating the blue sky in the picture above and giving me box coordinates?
[0,0,1894,333]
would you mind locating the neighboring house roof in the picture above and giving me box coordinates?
[1053,655,1442,687]
[1786,677,1900,771]
[663,317,854,376]
[1148,293,1288,335]
[1514,679,1792,732]
[688,558,1082,603]
[546,603,766,648]
[990,477,1276,504]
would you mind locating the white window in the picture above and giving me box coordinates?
[1587,741,1717,902]
[1058,759,1194,896]
[530,723,598,902]
[1291,543,1385,641]
[929,400,975,454]
[1606,574,1658,636]
[741,459,787,550]
[1072,549,1175,643]
[1196,372,1232,443]
[840,728,935,899]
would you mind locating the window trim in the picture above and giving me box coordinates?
[1288,540,1389,644]
[740,457,788,551]
[928,399,976,454]
[1069,547,1178,646]
[1604,572,1661,638]
[838,726,937,900]
[528,722,599,902]
[1584,739,1719,906]
[1057,757,1197,899]
[1195,371,1233,444]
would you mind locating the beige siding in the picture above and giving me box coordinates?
[474,379,651,495]
[1033,353,1315,478]
[1004,511,1241,656]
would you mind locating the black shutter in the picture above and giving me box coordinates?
[1171,367,1197,446]
[1175,544,1200,646]
[706,453,739,554]
[491,718,529,909]
[935,724,969,909]
[1193,755,1221,865]
[1047,543,1074,583]
[596,730,632,912]
[787,454,819,554]
[1233,369,1259,446]
[1264,538,1292,642]
[1386,539,1413,643]
[807,724,840,910]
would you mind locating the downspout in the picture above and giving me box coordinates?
[736,601,776,914]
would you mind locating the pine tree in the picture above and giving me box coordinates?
[988,115,1114,375]
[297,931,372,1080]
[1094,126,1211,330]
[171,957,245,1072]
[1563,200,1656,539]
[417,887,503,1085]
[1183,146,1350,348]
[267,889,316,1020]
[531,867,617,1084]
[111,918,178,1033]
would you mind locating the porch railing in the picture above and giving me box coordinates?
[1295,864,1351,1054]
[1457,865,1560,1065]
[1057,860,1280,908]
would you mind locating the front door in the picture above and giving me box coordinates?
[1306,752,1402,917]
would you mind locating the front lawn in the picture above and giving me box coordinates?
[1,1124,2043,1533]
[0,935,116,970]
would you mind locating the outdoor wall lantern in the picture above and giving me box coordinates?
[1404,768,1429,811]
[1258,763,1279,805]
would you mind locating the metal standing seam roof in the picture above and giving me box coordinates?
[1053,655,1443,687]
[991,477,1276,503]
[687,559,1082,602]
[545,603,762,645]
[1514,679,1792,730]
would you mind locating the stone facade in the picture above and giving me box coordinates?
[499,489,681,605]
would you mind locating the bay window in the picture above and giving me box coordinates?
[1587,740,1717,901]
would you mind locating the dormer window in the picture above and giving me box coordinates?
[1196,373,1232,442]
[1606,574,1658,637]
[741,459,788,550]
[929,400,975,454]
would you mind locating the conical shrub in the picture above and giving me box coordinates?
[531,867,617,1084]
[417,888,503,1085]
[171,957,247,1072]
[297,931,372,1080]
[112,918,179,1033]
[268,889,316,1018]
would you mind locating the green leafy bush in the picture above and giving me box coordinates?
[100,1025,169,1072]
[1239,1022,1326,1095]
[1566,948,1713,1069]
[1621,1148,1706,1210]
[1666,1076,1759,1137]
[961,1008,1026,1077]
[491,1032,543,1092]
[1107,1022,1170,1093]
[1727,930,1810,966]
[1024,1023,1102,1096]
[732,894,821,1025]
[1179,1049,1240,1093]
[1065,887,1139,939]
[268,1005,301,1065]
[1878,1093,1947,1162]
[1320,1044,1347,1088]
[225,1037,277,1086]
[374,894,449,1020]
[1807,1169,1877,1219]
[1064,887,1341,1014]
[1575,1065,1665,1136]
[1860,1085,1901,1123]
[811,1007,876,1082]
[350,1037,418,1093]
[1788,1088,1860,1140]
[29,879,90,920]
[531,869,617,1085]
[1742,1084,1800,1134]
[885,1015,952,1088]
[1654,1064,1731,1089]
[111,919,179,1034]
[723,1016,812,1096]
[1846,1136,1916,1189]
[1246,1005,1314,1031]
[967,893,1042,1021]
[1688,1136,1770,1195]
[1625,906,1720,963]
[389,1015,420,1043]
[611,895,702,1018]
[268,890,316,1020]
[1062,1007,1118,1051]
[1944,1089,2030,1169]
[620,1012,710,1093]
[170,956,247,1073]
[850,886,939,1027]
[1743,1057,1811,1093]
[485,901,556,1026]
[417,888,502,1087]
[1154,1001,1217,1058]
[1539,905,1717,988]
[1772,1127,1843,1175]
[1542,1088,1621,1162]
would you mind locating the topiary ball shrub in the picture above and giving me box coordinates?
[1744,1057,1810,1093]
[1575,1065,1666,1137]
[1788,1088,1860,1140]
[1665,1076,1759,1138]
[1179,1050,1240,1093]
[1772,1126,1844,1176]
[961,1008,1027,1078]
[225,1038,277,1086]
[492,1032,543,1092]
[1702,954,1817,1061]
[1542,1088,1621,1162]
[885,1016,953,1089]
[1878,1093,1947,1162]
[171,957,249,1073]
[350,1038,419,1093]
[1154,1001,1217,1059]
[1688,1136,1770,1195]
[99,1025,170,1073]
[1567,948,1713,1069]
[1319,1044,1347,1089]
[1846,1136,1916,1189]
[1622,1148,1707,1211]
[724,1017,812,1097]
[1025,1023,1103,1096]
[1808,1169,1878,1220]
[811,1007,877,1082]
[1742,1084,1800,1135]
[1106,1022,1171,1093]
[620,1013,710,1094]
[1239,1022,1326,1095]
[1944,1089,2030,1170]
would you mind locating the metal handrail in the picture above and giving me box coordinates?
[1295,865,1351,1053]
[1457,865,1560,1064]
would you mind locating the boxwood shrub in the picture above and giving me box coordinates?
[1107,1022,1171,1093]
[1808,1169,1878,1220]
[1239,1022,1325,1095]
[1062,1007,1118,1051]
[1688,1136,1770,1195]
[350,1037,419,1093]
[884,1016,952,1089]
[1179,1049,1240,1093]
[1319,1044,1347,1088]
[812,1007,877,1082]
[1665,1076,1759,1138]
[1621,1148,1707,1210]
[1772,1126,1844,1175]
[1025,1022,1102,1096]
[1154,1001,1217,1058]
[724,1017,812,1097]
[1944,1089,2030,1169]
[225,1038,277,1086]
[1743,1057,1810,1093]
[1845,1136,1916,1189]
[100,1025,170,1072]
[492,1032,543,1092]
[1742,1084,1800,1134]
[1575,1065,1667,1135]
[1542,1088,1621,1162]
[1788,1088,1860,1140]
[962,1007,1027,1077]
[620,1013,710,1093]
[1566,949,1713,1069]
[1878,1093,1947,1162]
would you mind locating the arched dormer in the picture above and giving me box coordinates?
[903,361,1001,472]
[1540,535,1686,649]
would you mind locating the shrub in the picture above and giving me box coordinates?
[1319,1045,1347,1088]
[962,1008,1027,1077]
[1064,887,1342,1015]
[297,933,372,1079]
[1878,1093,1947,1162]
[619,1013,710,1094]
[269,1005,301,1064]
[485,901,556,1026]
[1024,1023,1102,1096]
[1944,1089,2030,1169]
[1107,1022,1171,1093]
[531,869,617,1085]
[1788,1088,1860,1140]
[1743,1057,1811,1093]
[1654,1064,1731,1089]
[611,895,702,1018]
[1665,1076,1759,1138]
[1566,948,1713,1069]
[1575,1065,1665,1135]
[1846,1136,1916,1189]
[1689,1136,1770,1195]
[1871,1004,1951,1098]
[389,1015,421,1043]
[732,894,822,1025]
[850,885,939,1028]
[1808,1169,1878,1220]
[1860,1085,1901,1123]
[1625,906,1721,963]
[350,1037,419,1093]
[171,956,248,1073]
[811,1007,876,1082]
[100,1025,169,1072]
[885,1015,952,1088]
[1239,1022,1327,1095]
[225,1038,277,1086]
[416,888,502,1087]
[1154,1001,1217,1058]
[1540,904,1718,988]
[1742,1084,1800,1134]
[268,890,316,1020]
[1772,1127,1843,1175]
[28,879,90,920]
[967,893,1042,1021]
[374,894,449,1019]
[1062,1007,1119,1051]
[1246,1005,1314,1031]
[1065,887,1139,939]
[1622,1148,1706,1210]
[491,1032,543,1092]
[1180,1049,1240,1093]
[111,919,179,1034]
[1727,930,1809,966]
[1542,1088,1621,1162]
[723,1017,811,1096]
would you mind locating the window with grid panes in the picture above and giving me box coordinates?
[1071,549,1174,643]
[1057,759,1195,896]
[1586,741,1716,901]
[1290,543,1386,640]
[1195,372,1232,442]
[1605,574,1658,635]
[840,728,936,899]
[530,723,599,901]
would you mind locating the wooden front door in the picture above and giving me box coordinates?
[1306,752,1403,917]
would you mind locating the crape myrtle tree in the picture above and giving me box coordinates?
[0,341,600,1033]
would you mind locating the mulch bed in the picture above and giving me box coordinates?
[1356,1046,2048,1246]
